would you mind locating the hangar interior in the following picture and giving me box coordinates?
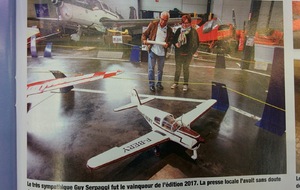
[27,0,286,181]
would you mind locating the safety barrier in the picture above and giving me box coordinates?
[30,36,38,57]
[44,42,52,58]
[255,47,285,136]
[211,82,229,112]
[130,45,140,63]
[30,37,53,58]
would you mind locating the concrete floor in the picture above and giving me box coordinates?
[27,34,286,182]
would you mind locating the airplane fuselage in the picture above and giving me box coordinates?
[138,105,204,151]
[55,0,121,32]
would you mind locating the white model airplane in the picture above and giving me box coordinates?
[87,89,217,170]
[27,70,122,96]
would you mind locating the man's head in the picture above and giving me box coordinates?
[159,11,170,27]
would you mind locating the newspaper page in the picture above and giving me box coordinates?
[16,0,300,189]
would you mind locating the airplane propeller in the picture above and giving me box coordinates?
[51,0,64,34]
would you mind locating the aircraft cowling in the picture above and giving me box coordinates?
[59,3,73,21]
[192,136,205,149]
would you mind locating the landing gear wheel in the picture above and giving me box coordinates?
[191,150,198,160]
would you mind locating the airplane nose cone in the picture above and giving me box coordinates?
[197,136,205,143]
[60,4,72,20]
[192,136,205,149]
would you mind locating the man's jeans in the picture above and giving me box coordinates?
[148,51,165,87]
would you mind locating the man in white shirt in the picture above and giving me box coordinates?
[142,11,174,92]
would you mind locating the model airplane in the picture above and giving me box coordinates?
[87,89,217,170]
[27,70,122,96]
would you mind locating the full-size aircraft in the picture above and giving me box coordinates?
[87,89,217,170]
[50,0,124,41]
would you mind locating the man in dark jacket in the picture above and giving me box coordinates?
[142,11,174,92]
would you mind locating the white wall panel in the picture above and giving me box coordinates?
[182,0,207,13]
[212,0,251,30]
[182,4,207,14]
[257,1,283,30]
[139,0,206,14]
[140,0,182,12]
[211,0,283,31]
[104,0,138,19]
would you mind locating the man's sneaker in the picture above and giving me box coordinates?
[149,86,155,92]
[156,84,164,90]
[171,83,178,89]
[183,85,188,92]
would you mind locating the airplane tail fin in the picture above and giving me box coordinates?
[114,89,154,112]
[50,70,74,93]
[130,89,142,105]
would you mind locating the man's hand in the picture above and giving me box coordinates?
[143,40,148,45]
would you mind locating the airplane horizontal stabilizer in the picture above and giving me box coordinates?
[114,102,138,112]
[87,131,169,170]
[140,97,155,104]
[180,99,217,127]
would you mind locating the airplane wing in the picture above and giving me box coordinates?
[27,70,122,96]
[27,27,41,39]
[87,131,170,169]
[27,28,61,47]
[179,99,217,127]
[101,17,203,29]
[101,18,181,28]
[28,16,61,21]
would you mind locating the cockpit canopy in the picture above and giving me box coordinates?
[76,0,112,12]
[160,115,182,132]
